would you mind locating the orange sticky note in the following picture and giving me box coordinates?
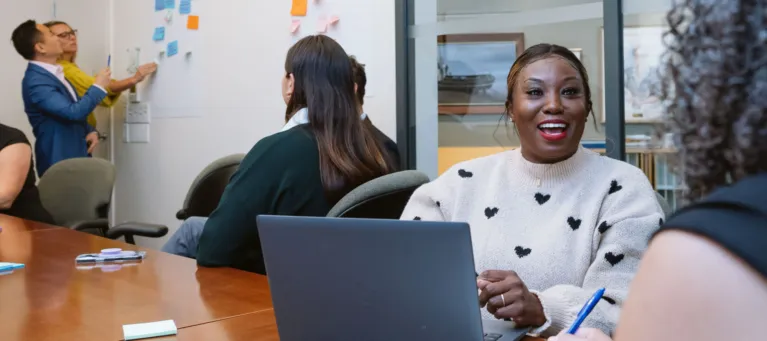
[290,20,301,34]
[187,15,199,30]
[290,0,307,16]
[328,15,339,25]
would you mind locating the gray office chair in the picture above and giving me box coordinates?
[655,191,673,218]
[37,158,168,244]
[327,170,430,219]
[176,153,245,220]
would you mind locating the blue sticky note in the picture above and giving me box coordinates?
[153,27,165,41]
[155,0,164,11]
[167,41,179,57]
[164,0,175,10]
[179,0,191,14]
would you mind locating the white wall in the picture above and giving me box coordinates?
[111,0,398,249]
[0,1,54,145]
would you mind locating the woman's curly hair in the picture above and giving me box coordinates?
[661,0,767,201]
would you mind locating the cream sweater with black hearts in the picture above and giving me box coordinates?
[400,147,664,337]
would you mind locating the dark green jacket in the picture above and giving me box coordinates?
[196,125,398,274]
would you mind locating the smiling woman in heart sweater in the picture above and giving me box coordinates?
[400,44,664,337]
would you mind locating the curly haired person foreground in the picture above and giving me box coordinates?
[550,1,767,341]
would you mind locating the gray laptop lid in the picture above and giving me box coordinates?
[257,215,485,341]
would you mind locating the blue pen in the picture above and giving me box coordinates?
[107,55,111,67]
[566,288,605,334]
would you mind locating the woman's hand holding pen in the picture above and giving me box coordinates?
[477,270,547,328]
[94,68,111,88]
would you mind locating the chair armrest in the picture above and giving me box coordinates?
[71,219,110,236]
[105,222,169,242]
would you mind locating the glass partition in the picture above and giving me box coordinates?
[408,0,612,178]
[621,0,681,210]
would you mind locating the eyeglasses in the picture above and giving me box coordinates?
[56,29,78,39]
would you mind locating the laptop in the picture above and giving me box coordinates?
[257,215,531,341]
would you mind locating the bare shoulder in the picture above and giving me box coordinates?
[615,230,767,341]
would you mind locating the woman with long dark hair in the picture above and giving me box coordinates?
[163,35,398,274]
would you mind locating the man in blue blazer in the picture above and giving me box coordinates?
[11,20,111,176]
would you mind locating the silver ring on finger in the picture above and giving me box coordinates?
[500,293,506,307]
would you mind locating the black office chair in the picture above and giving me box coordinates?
[176,154,245,220]
[326,170,430,219]
[37,158,168,244]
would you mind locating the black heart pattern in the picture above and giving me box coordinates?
[534,193,551,205]
[605,252,624,266]
[598,221,612,234]
[601,296,616,305]
[413,216,422,221]
[458,169,473,178]
[514,246,532,258]
[484,207,499,219]
[608,180,623,194]
[436,201,441,208]
[567,217,582,230]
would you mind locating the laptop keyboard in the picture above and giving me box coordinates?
[483,333,503,341]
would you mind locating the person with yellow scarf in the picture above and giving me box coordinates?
[45,21,157,151]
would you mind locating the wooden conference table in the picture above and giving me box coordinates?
[0,215,543,341]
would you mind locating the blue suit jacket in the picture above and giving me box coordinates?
[22,63,107,176]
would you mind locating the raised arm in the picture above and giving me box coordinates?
[28,82,107,122]
[532,173,664,337]
[0,143,32,209]
[108,62,157,93]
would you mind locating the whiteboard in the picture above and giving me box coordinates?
[113,0,393,121]
[137,0,205,117]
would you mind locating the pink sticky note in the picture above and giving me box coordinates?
[316,19,327,33]
[290,19,301,34]
[328,15,339,25]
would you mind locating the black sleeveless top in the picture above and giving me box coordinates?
[658,173,767,278]
[0,124,54,224]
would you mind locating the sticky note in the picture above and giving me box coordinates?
[316,18,327,33]
[155,0,165,11]
[179,0,191,14]
[167,41,179,57]
[290,0,307,16]
[164,0,175,9]
[165,10,174,24]
[0,262,24,272]
[187,15,199,30]
[328,15,339,25]
[152,27,165,41]
[290,20,301,34]
[123,320,177,340]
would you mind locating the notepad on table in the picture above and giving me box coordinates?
[123,320,177,340]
